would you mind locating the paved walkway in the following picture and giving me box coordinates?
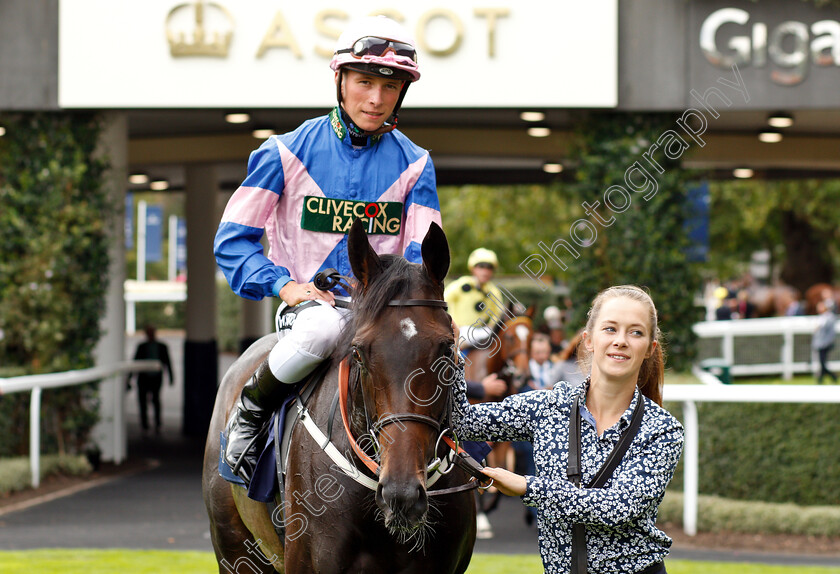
[0,427,212,551]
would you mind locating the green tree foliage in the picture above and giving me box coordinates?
[0,113,110,456]
[708,179,840,293]
[566,113,704,370]
[438,184,573,278]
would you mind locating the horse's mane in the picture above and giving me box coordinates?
[335,255,436,359]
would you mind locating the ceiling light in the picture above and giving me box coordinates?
[767,112,793,129]
[225,112,251,124]
[758,130,783,143]
[542,163,563,174]
[733,168,754,179]
[252,127,276,139]
[128,173,149,185]
[527,126,551,138]
[520,111,545,122]
[149,180,170,191]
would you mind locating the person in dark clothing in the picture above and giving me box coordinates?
[813,300,838,384]
[128,325,174,434]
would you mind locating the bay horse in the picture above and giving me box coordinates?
[203,220,477,573]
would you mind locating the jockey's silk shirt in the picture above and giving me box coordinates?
[214,108,441,300]
[444,276,505,328]
[452,375,684,574]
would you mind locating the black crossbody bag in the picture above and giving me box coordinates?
[566,393,645,574]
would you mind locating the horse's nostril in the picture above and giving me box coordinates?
[375,483,388,513]
[377,479,428,525]
[411,483,428,514]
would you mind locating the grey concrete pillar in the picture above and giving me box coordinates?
[183,163,218,438]
[92,112,128,463]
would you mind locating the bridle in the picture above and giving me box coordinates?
[339,297,483,494]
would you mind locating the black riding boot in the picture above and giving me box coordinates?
[223,360,287,484]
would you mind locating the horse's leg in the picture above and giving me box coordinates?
[206,482,279,572]
[204,421,280,573]
[231,488,286,573]
[202,336,283,573]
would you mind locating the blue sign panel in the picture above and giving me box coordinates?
[176,217,187,272]
[685,182,710,263]
[125,193,134,250]
[145,205,163,262]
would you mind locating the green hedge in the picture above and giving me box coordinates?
[0,454,92,495]
[0,113,110,457]
[665,401,840,506]
[660,491,840,537]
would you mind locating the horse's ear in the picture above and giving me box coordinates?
[348,218,382,290]
[526,305,536,319]
[421,222,450,285]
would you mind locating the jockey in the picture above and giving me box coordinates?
[444,247,505,349]
[213,16,441,484]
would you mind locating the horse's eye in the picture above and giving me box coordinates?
[351,346,364,364]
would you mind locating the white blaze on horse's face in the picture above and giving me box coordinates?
[515,324,530,342]
[400,318,418,340]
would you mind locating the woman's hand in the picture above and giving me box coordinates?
[278,281,336,307]
[481,466,527,497]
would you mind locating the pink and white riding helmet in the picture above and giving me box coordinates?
[330,16,421,83]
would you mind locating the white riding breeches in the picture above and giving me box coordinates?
[267,301,352,383]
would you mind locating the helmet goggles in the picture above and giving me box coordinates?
[338,36,417,63]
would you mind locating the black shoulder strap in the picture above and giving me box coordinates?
[567,395,583,487]
[566,391,646,574]
[588,395,645,488]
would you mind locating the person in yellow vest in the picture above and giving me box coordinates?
[445,247,505,348]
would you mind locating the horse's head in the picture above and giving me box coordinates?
[498,306,535,391]
[347,219,455,541]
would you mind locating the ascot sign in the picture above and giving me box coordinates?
[166,1,511,59]
[700,7,840,85]
[58,0,618,108]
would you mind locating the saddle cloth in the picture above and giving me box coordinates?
[218,393,296,502]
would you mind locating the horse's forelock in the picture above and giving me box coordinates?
[352,256,438,329]
[334,256,439,360]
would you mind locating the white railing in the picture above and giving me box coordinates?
[124,279,186,334]
[693,315,839,380]
[663,382,840,536]
[0,360,161,488]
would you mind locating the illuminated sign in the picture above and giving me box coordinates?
[58,0,617,108]
[700,7,840,85]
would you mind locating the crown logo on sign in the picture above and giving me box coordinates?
[166,1,234,58]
